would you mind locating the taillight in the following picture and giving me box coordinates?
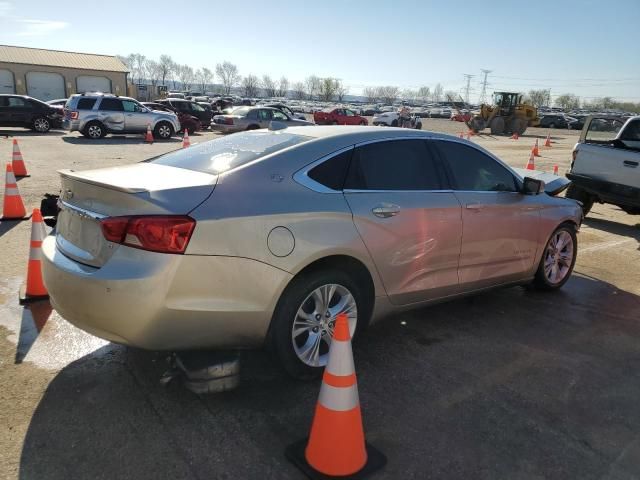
[224,117,234,125]
[100,216,196,254]
[70,111,79,120]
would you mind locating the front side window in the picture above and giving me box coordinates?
[7,97,29,108]
[345,140,441,191]
[257,109,271,121]
[122,100,143,112]
[272,110,288,121]
[191,103,205,112]
[98,98,123,111]
[344,110,355,117]
[435,141,517,192]
[619,120,640,141]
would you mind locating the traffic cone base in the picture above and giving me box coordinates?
[19,283,49,304]
[286,439,387,480]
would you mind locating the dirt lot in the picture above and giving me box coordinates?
[1,122,639,480]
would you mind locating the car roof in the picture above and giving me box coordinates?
[284,125,445,141]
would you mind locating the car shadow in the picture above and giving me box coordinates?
[15,300,53,364]
[0,218,23,238]
[0,129,66,137]
[584,216,640,249]
[17,274,640,479]
[61,136,182,145]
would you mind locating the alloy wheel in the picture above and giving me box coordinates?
[34,118,49,132]
[88,125,102,138]
[292,284,357,367]
[543,230,574,285]
[158,125,171,138]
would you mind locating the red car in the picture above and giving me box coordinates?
[314,107,368,126]
[451,111,472,123]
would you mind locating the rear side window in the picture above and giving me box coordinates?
[308,149,353,190]
[98,98,123,111]
[151,131,312,174]
[345,140,441,191]
[435,141,517,192]
[77,98,97,110]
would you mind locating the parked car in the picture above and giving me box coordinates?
[372,111,399,126]
[42,126,581,379]
[46,98,68,107]
[314,107,368,125]
[155,99,213,130]
[211,106,313,133]
[0,94,62,133]
[538,114,576,129]
[451,111,472,122]
[63,93,180,139]
[264,103,307,120]
[142,102,200,134]
[566,115,640,216]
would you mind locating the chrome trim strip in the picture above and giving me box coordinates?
[59,200,107,220]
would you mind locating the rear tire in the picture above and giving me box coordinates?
[565,184,594,216]
[391,119,398,127]
[82,121,105,139]
[270,269,371,380]
[32,117,51,133]
[246,124,260,130]
[533,224,577,290]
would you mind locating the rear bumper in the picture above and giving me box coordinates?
[567,173,640,208]
[210,124,243,134]
[41,235,293,350]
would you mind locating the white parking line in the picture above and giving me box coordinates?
[580,238,636,254]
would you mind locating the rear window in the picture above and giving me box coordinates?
[98,98,122,111]
[77,98,97,110]
[151,131,312,174]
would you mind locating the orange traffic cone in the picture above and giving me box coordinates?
[511,131,519,140]
[553,164,559,175]
[12,139,29,177]
[19,208,49,304]
[286,313,386,478]
[526,152,535,170]
[532,139,540,157]
[1,163,30,220]
[182,129,190,148]
[144,124,154,143]
[544,133,552,147]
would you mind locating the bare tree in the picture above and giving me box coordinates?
[379,86,399,105]
[319,77,339,102]
[177,64,195,91]
[554,93,580,110]
[216,61,241,94]
[276,76,289,98]
[158,54,174,87]
[119,53,147,84]
[527,89,551,108]
[304,75,321,100]
[417,86,430,103]
[336,80,348,102]
[292,81,305,100]
[242,74,260,98]
[432,83,444,102]
[402,89,417,103]
[363,87,378,103]
[195,67,213,93]
[261,75,276,97]
[144,59,162,88]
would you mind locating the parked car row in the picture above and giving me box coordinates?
[0,94,63,132]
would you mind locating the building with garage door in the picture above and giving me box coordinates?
[0,45,128,102]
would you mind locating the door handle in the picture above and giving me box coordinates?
[372,204,400,218]
[623,160,638,168]
[466,203,487,210]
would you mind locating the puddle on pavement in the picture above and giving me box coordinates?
[0,276,112,370]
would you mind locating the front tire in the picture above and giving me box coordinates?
[565,184,594,216]
[154,122,174,139]
[533,224,577,290]
[32,117,51,133]
[82,121,105,139]
[270,269,370,380]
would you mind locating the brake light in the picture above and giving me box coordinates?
[100,216,196,254]
[70,111,79,120]
[225,117,234,125]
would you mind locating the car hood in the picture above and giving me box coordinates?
[512,167,571,196]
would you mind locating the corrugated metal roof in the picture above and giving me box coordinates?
[0,45,128,73]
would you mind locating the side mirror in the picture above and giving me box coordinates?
[522,177,545,195]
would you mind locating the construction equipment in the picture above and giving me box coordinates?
[467,92,539,136]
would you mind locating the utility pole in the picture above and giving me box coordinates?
[478,69,492,105]
[463,73,474,105]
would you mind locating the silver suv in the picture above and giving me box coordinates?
[63,93,180,139]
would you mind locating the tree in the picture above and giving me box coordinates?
[378,86,399,105]
[292,81,305,100]
[242,74,259,98]
[363,87,378,103]
[304,75,321,100]
[527,89,551,108]
[336,80,348,102]
[118,53,146,84]
[555,93,580,111]
[319,77,339,102]
[261,75,276,97]
[216,61,240,94]
[158,54,174,87]
[195,67,213,93]
[144,59,162,88]
[432,83,444,102]
[402,89,417,103]
[176,64,195,91]
[276,76,289,98]
[444,90,459,102]
[417,86,430,103]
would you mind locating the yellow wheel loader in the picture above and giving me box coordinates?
[467,92,539,135]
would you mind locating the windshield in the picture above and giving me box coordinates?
[230,107,251,116]
[151,131,312,174]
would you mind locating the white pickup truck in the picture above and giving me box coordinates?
[566,115,640,216]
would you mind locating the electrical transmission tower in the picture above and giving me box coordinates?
[478,69,492,104]
[463,74,474,105]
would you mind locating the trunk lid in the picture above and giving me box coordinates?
[56,163,216,267]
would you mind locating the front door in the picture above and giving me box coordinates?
[343,139,462,305]
[122,99,149,132]
[433,139,541,290]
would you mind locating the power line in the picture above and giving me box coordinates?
[478,69,491,104]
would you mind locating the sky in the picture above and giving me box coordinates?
[1,0,639,103]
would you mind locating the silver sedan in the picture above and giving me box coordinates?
[42,126,582,379]
[211,106,313,133]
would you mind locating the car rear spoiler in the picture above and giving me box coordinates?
[512,167,571,196]
[59,169,149,193]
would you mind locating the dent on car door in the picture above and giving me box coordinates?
[343,139,463,305]
[97,98,124,131]
[434,140,541,289]
[122,100,148,132]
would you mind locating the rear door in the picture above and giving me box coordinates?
[256,109,272,128]
[97,98,125,131]
[343,139,463,305]
[4,96,33,126]
[433,140,541,290]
